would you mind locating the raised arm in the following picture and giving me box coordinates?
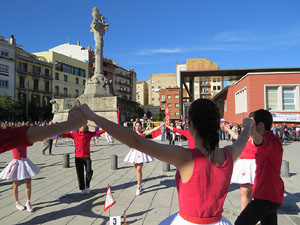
[143,124,164,136]
[224,118,254,161]
[221,124,238,140]
[79,104,191,168]
[27,106,86,143]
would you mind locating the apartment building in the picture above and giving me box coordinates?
[114,66,136,101]
[0,35,16,98]
[148,73,177,106]
[34,51,88,99]
[16,47,53,120]
[136,81,148,105]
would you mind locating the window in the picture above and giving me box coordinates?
[79,69,85,77]
[62,64,72,74]
[33,65,41,75]
[203,87,208,93]
[158,80,161,84]
[283,87,295,110]
[175,103,179,108]
[152,98,155,101]
[175,95,179,99]
[152,86,154,89]
[165,80,168,83]
[45,69,50,77]
[217,86,221,90]
[32,95,40,107]
[0,64,9,74]
[34,80,39,90]
[18,62,27,72]
[64,75,68,82]
[45,81,50,92]
[64,87,68,97]
[161,95,165,101]
[168,103,172,107]
[75,89,79,97]
[1,50,9,57]
[152,80,155,84]
[19,77,25,88]
[55,72,59,80]
[172,80,175,83]
[213,86,216,90]
[235,88,248,114]
[175,112,180,116]
[55,86,59,96]
[167,95,171,99]
[266,87,278,110]
[0,80,8,88]
[83,80,86,86]
[76,78,79,84]
[73,67,79,76]
[158,86,161,89]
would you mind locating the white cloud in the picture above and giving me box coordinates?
[213,30,262,42]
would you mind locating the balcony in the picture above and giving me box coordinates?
[114,73,131,80]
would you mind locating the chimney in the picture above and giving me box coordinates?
[9,35,15,45]
[77,41,80,46]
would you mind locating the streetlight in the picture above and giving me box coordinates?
[25,80,29,120]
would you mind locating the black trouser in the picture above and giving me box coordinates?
[235,198,281,225]
[75,157,93,190]
[42,139,53,154]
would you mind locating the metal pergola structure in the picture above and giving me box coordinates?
[179,67,300,117]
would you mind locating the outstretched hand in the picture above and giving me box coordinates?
[78,104,98,121]
[242,118,254,130]
[67,106,87,130]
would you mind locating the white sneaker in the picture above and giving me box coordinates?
[25,201,33,212]
[136,185,142,196]
[85,188,90,194]
[15,202,25,211]
[80,190,86,195]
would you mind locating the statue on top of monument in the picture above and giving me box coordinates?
[90,7,109,38]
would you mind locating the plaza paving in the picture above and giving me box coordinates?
[0,138,300,225]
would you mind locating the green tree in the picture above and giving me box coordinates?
[153,112,165,121]
[146,110,152,119]
[0,94,18,121]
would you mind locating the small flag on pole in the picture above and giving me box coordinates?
[104,184,116,212]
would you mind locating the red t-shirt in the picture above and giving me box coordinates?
[252,131,284,204]
[12,145,27,159]
[176,148,233,218]
[173,128,194,149]
[239,140,257,159]
[61,130,105,158]
[0,126,32,155]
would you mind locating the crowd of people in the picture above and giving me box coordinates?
[0,100,292,225]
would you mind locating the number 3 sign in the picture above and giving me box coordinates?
[110,216,121,225]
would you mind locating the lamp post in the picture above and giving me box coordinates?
[25,80,29,120]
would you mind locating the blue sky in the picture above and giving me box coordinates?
[2,0,300,81]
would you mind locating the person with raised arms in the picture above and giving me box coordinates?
[78,99,253,225]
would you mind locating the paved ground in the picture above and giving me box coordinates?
[0,138,299,225]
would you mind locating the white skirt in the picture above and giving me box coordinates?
[0,158,40,181]
[160,213,232,225]
[231,158,256,185]
[124,148,155,164]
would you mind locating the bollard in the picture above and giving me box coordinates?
[281,160,290,178]
[111,154,118,170]
[63,153,70,168]
[162,162,170,172]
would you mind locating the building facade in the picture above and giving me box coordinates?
[16,47,53,120]
[34,51,88,99]
[176,58,223,100]
[148,73,177,106]
[136,81,148,105]
[159,87,188,120]
[214,72,300,124]
[113,66,136,101]
[0,35,16,98]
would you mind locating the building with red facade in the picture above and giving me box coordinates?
[213,72,300,125]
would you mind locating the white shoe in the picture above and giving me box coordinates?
[136,185,142,196]
[85,188,90,194]
[15,202,25,211]
[80,190,86,195]
[25,201,33,212]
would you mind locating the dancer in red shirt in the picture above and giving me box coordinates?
[235,109,284,225]
[79,100,253,225]
[61,125,105,194]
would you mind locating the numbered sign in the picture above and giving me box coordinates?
[110,216,121,225]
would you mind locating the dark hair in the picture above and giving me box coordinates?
[253,109,273,131]
[135,120,142,126]
[188,99,220,162]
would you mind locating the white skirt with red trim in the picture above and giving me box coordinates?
[0,158,40,181]
[231,158,256,185]
[124,148,155,164]
[159,213,232,225]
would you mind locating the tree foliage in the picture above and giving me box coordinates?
[0,94,18,121]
